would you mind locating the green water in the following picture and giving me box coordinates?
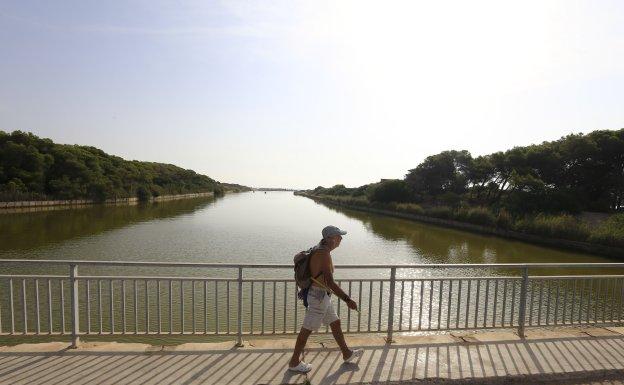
[0,192,620,344]
[0,191,613,270]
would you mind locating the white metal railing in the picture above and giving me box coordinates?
[0,260,623,347]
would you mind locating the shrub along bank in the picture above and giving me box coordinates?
[298,193,624,252]
[0,130,252,202]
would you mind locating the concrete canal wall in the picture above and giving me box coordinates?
[0,192,214,210]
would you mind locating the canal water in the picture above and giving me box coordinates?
[0,191,612,269]
[0,192,620,343]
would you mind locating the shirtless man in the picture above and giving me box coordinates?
[288,225,364,373]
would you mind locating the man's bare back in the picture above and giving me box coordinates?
[309,246,334,289]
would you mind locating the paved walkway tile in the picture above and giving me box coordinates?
[0,330,624,384]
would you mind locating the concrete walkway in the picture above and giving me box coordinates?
[1,327,624,384]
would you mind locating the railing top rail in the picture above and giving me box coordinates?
[0,259,623,269]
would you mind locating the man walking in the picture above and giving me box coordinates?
[288,225,363,373]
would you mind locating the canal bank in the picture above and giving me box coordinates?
[0,191,216,211]
[298,193,624,260]
[1,327,623,384]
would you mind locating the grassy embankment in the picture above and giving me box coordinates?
[300,193,624,250]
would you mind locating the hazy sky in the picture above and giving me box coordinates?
[1,1,623,189]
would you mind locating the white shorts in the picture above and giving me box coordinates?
[302,286,340,331]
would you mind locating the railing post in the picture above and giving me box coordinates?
[386,267,397,343]
[518,266,529,339]
[236,267,243,347]
[69,264,80,348]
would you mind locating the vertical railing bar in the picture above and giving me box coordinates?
[619,278,624,322]
[511,277,517,326]
[583,278,592,324]
[86,280,91,334]
[169,280,173,334]
[545,280,552,325]
[538,280,544,325]
[237,267,243,340]
[386,267,396,342]
[446,280,452,329]
[347,281,352,332]
[554,280,560,325]
[9,278,14,334]
[134,280,138,334]
[501,280,507,327]
[145,280,150,334]
[567,279,572,324]
[122,280,126,334]
[250,281,254,335]
[595,279,601,324]
[69,265,80,345]
[483,279,489,328]
[518,266,529,338]
[427,280,433,330]
[610,278,616,322]
[368,280,373,332]
[579,278,585,324]
[562,280,569,325]
[492,279,498,328]
[204,280,208,334]
[283,281,287,334]
[571,279,577,325]
[61,280,66,334]
[47,279,51,334]
[272,281,276,334]
[473,279,480,329]
[98,280,102,334]
[192,281,196,334]
[465,279,471,329]
[605,278,611,323]
[587,279,593,324]
[180,280,185,335]
[22,279,27,334]
[594,279,600,324]
[108,279,115,334]
[237,268,243,344]
[398,280,404,331]
[357,280,362,332]
[226,281,230,334]
[602,279,608,323]
[109,280,114,335]
[408,281,414,330]
[528,278,534,326]
[35,279,40,334]
[158,281,162,334]
[378,281,383,331]
[215,281,219,334]
[261,281,265,334]
[437,280,443,330]
[455,279,461,329]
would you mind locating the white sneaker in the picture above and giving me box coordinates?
[344,348,363,363]
[288,361,312,373]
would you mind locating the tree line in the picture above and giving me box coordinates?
[0,130,230,202]
[311,129,624,214]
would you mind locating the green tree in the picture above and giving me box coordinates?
[367,179,411,203]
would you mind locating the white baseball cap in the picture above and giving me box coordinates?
[322,225,347,239]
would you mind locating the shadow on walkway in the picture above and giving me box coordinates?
[0,335,624,384]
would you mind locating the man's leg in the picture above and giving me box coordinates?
[329,319,352,360]
[289,327,312,367]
